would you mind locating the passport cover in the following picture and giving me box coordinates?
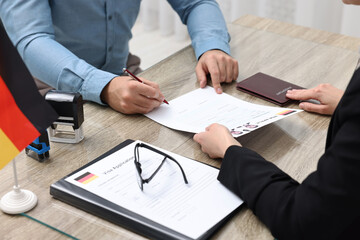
[236,72,304,106]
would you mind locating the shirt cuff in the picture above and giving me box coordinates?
[192,37,231,60]
[81,69,117,105]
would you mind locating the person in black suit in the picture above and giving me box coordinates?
[193,1,360,238]
[194,61,360,240]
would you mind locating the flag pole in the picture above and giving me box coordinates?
[12,158,19,187]
[0,158,38,214]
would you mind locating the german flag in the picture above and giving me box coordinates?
[276,110,296,116]
[0,26,58,169]
[75,172,98,184]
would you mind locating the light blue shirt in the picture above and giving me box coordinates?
[0,0,230,104]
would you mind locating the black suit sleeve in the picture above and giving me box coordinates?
[218,115,360,239]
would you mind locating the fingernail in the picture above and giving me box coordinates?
[216,88,223,94]
[299,103,304,108]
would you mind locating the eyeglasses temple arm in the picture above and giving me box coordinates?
[138,143,188,184]
[144,158,166,183]
[168,157,188,184]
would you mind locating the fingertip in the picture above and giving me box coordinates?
[299,102,305,109]
[153,100,162,109]
[200,80,207,88]
[154,91,160,99]
[216,87,223,94]
[196,67,207,85]
[208,123,217,130]
[193,133,200,142]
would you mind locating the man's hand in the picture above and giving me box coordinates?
[101,76,165,114]
[286,84,344,115]
[195,50,239,94]
[193,123,241,159]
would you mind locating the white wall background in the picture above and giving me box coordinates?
[139,0,360,40]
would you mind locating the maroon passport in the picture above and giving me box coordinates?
[236,72,304,106]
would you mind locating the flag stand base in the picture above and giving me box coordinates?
[0,186,37,214]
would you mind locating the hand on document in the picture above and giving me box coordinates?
[194,123,241,159]
[101,76,165,114]
[195,50,239,94]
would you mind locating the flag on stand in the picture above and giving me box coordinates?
[0,25,58,169]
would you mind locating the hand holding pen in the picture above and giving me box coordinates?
[100,69,167,114]
[123,68,169,104]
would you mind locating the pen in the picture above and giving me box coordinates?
[123,68,169,105]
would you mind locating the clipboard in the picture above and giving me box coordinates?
[50,139,243,240]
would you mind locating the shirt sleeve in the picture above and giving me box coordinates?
[0,0,115,104]
[218,113,360,239]
[167,0,231,59]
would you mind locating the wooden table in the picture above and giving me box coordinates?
[1,15,359,240]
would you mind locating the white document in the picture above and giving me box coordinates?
[145,87,302,137]
[66,141,243,239]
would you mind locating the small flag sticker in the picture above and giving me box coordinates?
[75,172,98,184]
[277,110,295,116]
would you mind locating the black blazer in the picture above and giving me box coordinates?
[218,67,360,239]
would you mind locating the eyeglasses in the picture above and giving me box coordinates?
[134,143,188,191]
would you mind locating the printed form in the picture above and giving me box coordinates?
[145,87,302,137]
[66,141,243,239]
